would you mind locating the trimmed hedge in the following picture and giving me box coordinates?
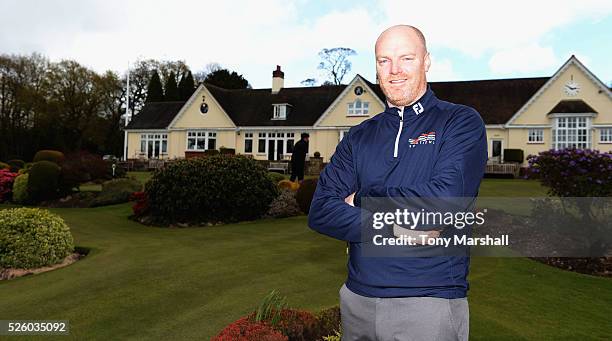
[28,161,61,202]
[7,159,25,172]
[0,208,74,269]
[0,162,9,169]
[12,173,29,204]
[503,149,524,163]
[90,178,142,207]
[295,178,318,214]
[144,155,278,224]
[33,150,65,164]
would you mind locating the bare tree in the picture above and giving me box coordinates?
[300,78,317,87]
[318,47,357,85]
[194,62,222,84]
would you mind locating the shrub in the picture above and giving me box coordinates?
[313,151,321,158]
[144,155,277,225]
[62,151,122,184]
[265,189,301,218]
[28,161,61,202]
[295,178,318,214]
[33,150,65,164]
[503,149,524,163]
[12,173,29,204]
[220,147,236,155]
[267,172,286,184]
[248,309,318,341]
[204,149,220,156]
[526,148,612,197]
[129,191,149,217]
[90,178,142,207]
[7,159,25,172]
[314,306,341,340]
[278,180,299,191]
[0,169,18,203]
[0,208,74,269]
[0,162,9,170]
[211,317,288,341]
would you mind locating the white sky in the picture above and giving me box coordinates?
[1,0,610,88]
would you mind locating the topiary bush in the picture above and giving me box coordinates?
[144,155,278,225]
[28,161,61,203]
[0,208,74,269]
[295,178,318,214]
[7,159,25,172]
[33,150,65,164]
[0,169,18,203]
[526,148,612,197]
[11,173,29,204]
[90,178,142,207]
[0,162,9,170]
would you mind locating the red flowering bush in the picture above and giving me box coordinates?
[526,148,612,197]
[129,191,149,217]
[211,317,287,341]
[0,169,18,202]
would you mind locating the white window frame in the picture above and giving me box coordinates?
[272,104,288,120]
[551,115,592,150]
[527,128,544,144]
[347,99,369,116]
[140,132,168,158]
[186,131,217,151]
[244,132,254,153]
[599,128,612,144]
[339,129,349,142]
[256,131,297,159]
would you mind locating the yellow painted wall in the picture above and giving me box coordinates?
[126,132,143,159]
[317,79,385,127]
[171,86,236,129]
[512,63,612,125]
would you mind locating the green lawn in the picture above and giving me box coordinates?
[0,179,610,340]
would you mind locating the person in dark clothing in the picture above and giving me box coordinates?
[290,133,309,182]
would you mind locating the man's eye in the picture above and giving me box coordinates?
[378,60,388,64]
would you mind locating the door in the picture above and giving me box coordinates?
[276,140,284,160]
[268,140,275,161]
[491,140,502,163]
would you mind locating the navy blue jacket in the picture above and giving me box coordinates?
[308,86,487,298]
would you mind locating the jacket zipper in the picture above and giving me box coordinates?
[393,107,404,158]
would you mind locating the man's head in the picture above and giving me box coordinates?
[301,133,310,142]
[375,25,430,107]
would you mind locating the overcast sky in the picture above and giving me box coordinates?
[1,0,611,88]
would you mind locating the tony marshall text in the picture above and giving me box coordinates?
[372,234,509,247]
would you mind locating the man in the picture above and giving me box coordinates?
[290,133,309,182]
[308,25,487,341]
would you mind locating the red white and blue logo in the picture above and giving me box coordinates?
[408,131,436,148]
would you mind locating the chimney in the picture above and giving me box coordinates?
[272,65,284,94]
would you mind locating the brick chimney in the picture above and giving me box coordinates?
[272,65,284,94]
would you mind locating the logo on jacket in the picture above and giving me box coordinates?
[408,131,435,148]
[412,102,424,115]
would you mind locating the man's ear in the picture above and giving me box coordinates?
[424,52,431,72]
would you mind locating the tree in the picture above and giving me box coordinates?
[164,71,179,101]
[300,78,317,87]
[318,47,357,85]
[194,62,222,83]
[204,69,250,89]
[178,70,195,100]
[145,70,164,102]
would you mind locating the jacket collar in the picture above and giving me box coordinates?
[383,85,437,118]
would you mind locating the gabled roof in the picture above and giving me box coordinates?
[126,101,185,129]
[206,83,346,126]
[364,77,549,125]
[548,99,597,114]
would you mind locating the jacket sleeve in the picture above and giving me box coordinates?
[367,108,488,199]
[308,130,367,242]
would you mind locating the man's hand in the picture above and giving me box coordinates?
[393,224,441,245]
[345,192,355,206]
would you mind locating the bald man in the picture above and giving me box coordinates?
[309,25,488,340]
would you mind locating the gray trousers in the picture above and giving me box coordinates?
[339,284,469,341]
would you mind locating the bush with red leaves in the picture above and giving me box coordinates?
[129,191,149,217]
[0,169,18,202]
[211,317,287,341]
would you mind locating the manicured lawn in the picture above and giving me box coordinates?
[1,179,610,340]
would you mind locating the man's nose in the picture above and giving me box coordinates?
[390,61,400,75]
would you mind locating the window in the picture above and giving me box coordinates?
[339,130,349,141]
[244,132,253,153]
[347,100,369,116]
[258,133,266,153]
[140,133,168,158]
[286,132,295,153]
[600,128,612,143]
[528,129,543,143]
[187,131,217,151]
[272,104,288,120]
[255,131,298,160]
[552,117,591,150]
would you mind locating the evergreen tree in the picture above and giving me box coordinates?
[164,71,179,101]
[145,70,164,102]
[178,70,195,100]
[204,69,250,89]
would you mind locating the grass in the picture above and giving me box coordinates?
[0,178,610,340]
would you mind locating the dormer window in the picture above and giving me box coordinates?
[272,104,290,120]
[347,99,369,116]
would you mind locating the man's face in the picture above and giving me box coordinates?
[375,28,430,107]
